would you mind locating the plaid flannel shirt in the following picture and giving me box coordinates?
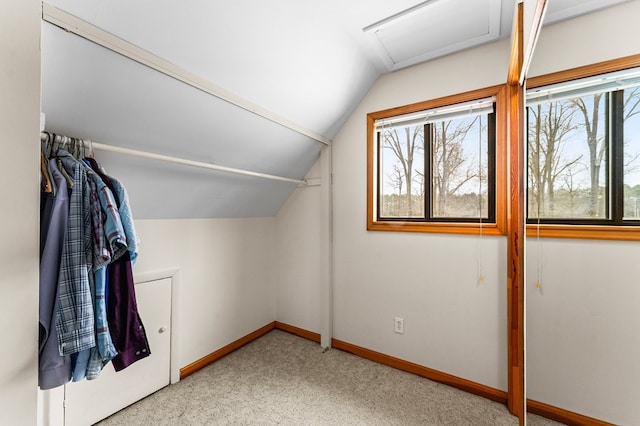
[85,174,110,271]
[84,168,127,379]
[55,152,95,356]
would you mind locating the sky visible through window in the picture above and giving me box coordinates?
[527,86,640,220]
[379,114,488,219]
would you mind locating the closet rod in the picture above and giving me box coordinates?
[41,3,331,147]
[40,133,308,185]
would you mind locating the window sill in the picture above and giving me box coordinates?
[526,224,640,241]
[368,220,504,236]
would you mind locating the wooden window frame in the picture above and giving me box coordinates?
[526,54,640,241]
[367,85,507,236]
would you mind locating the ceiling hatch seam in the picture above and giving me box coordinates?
[40,132,308,185]
[40,2,332,147]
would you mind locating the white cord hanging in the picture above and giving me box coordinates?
[533,155,543,294]
[477,113,485,286]
[535,196,543,294]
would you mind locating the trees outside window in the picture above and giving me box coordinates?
[429,115,491,219]
[367,85,506,235]
[622,87,640,219]
[527,75,640,225]
[379,126,424,218]
[367,63,640,238]
[377,107,494,223]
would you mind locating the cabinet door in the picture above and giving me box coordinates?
[64,278,172,426]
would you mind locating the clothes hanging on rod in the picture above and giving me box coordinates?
[39,158,72,389]
[38,132,149,390]
[40,132,308,185]
[90,141,308,185]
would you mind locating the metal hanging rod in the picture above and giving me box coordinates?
[41,3,331,147]
[40,132,307,185]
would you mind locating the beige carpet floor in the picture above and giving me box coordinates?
[97,330,562,425]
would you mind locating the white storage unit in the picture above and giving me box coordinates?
[64,277,172,426]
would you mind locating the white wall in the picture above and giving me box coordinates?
[527,2,640,424]
[276,161,323,333]
[331,39,512,391]
[8,1,637,424]
[528,0,640,78]
[133,218,277,367]
[526,239,640,424]
[276,3,640,423]
[0,0,41,424]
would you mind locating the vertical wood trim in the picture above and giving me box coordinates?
[495,86,509,235]
[507,82,526,422]
[508,2,524,86]
[507,2,526,424]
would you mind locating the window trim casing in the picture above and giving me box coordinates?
[367,85,507,235]
[526,54,640,241]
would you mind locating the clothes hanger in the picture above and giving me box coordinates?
[51,134,60,157]
[39,133,54,194]
[70,138,76,158]
[40,149,53,194]
[41,132,52,159]
[76,138,83,159]
[71,138,80,159]
[53,136,74,189]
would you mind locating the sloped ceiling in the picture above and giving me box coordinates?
[40,0,630,219]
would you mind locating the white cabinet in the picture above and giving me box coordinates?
[64,278,172,426]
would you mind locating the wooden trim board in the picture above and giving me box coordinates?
[527,399,616,426]
[507,2,526,421]
[275,321,321,343]
[332,338,617,425]
[179,322,613,425]
[179,321,320,379]
[332,338,508,404]
[179,322,276,379]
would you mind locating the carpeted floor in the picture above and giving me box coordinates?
[97,330,562,425]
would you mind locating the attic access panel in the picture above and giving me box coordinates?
[364,0,502,71]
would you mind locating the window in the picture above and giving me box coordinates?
[367,86,506,235]
[526,65,640,236]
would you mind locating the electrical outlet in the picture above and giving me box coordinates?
[394,317,404,334]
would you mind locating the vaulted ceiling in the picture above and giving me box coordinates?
[40,0,630,218]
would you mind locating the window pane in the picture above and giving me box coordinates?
[431,115,488,218]
[623,87,640,220]
[527,94,607,219]
[379,126,425,218]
